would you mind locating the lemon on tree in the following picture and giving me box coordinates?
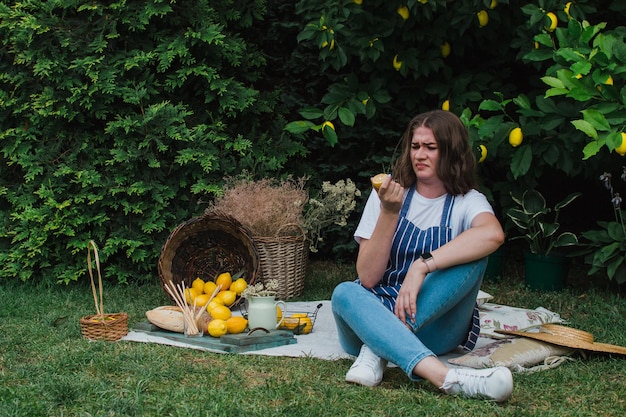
[478,145,488,163]
[509,127,523,147]
[616,133,626,156]
[207,319,228,337]
[545,12,557,32]
[322,121,335,131]
[440,41,451,58]
[477,10,488,28]
[397,6,409,20]
[393,55,402,71]
[441,100,450,111]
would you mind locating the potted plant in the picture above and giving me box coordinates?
[506,189,581,291]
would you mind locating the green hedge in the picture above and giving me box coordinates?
[0,0,307,284]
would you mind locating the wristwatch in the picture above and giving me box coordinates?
[420,252,436,273]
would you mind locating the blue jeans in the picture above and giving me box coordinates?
[331,259,486,381]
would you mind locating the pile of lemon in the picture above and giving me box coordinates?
[185,272,249,337]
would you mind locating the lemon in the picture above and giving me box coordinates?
[616,133,626,156]
[215,272,232,291]
[397,6,409,20]
[393,55,402,71]
[478,145,488,163]
[229,278,247,295]
[191,277,205,293]
[277,305,283,322]
[546,12,557,32]
[442,99,450,111]
[203,280,217,296]
[604,75,614,86]
[297,317,313,334]
[477,10,489,28]
[440,41,451,58]
[194,293,211,308]
[207,319,228,337]
[280,317,300,330]
[564,2,572,18]
[217,290,237,307]
[206,300,223,313]
[226,316,248,334]
[184,288,201,304]
[291,313,308,318]
[509,127,523,147]
[489,0,497,9]
[322,121,335,131]
[371,173,387,190]
[352,0,362,4]
[211,305,232,321]
[321,39,335,50]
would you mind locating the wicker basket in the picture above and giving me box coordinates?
[80,240,129,341]
[254,224,308,300]
[80,313,129,341]
[158,212,259,307]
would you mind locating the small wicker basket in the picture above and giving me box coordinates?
[254,224,308,300]
[158,212,259,307]
[80,241,129,341]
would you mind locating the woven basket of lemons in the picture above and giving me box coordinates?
[158,211,259,308]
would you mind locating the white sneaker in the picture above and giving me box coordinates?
[440,366,513,402]
[345,344,388,387]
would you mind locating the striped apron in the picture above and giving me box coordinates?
[356,185,480,351]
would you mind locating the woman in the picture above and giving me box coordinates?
[331,110,513,401]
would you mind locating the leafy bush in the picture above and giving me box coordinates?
[0,0,307,284]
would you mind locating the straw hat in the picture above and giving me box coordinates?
[496,324,626,356]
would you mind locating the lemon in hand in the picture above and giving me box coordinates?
[371,173,387,190]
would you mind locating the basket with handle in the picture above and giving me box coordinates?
[79,240,129,341]
[158,211,259,307]
[253,223,308,300]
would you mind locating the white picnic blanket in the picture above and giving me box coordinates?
[123,299,565,362]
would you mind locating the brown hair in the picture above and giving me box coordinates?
[392,110,476,195]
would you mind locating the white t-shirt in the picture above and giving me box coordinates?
[354,188,494,243]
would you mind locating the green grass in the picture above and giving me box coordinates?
[1,259,626,416]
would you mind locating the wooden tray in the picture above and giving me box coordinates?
[133,322,297,353]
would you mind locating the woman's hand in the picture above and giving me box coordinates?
[394,261,429,325]
[376,175,404,215]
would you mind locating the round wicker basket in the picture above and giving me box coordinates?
[158,212,259,307]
